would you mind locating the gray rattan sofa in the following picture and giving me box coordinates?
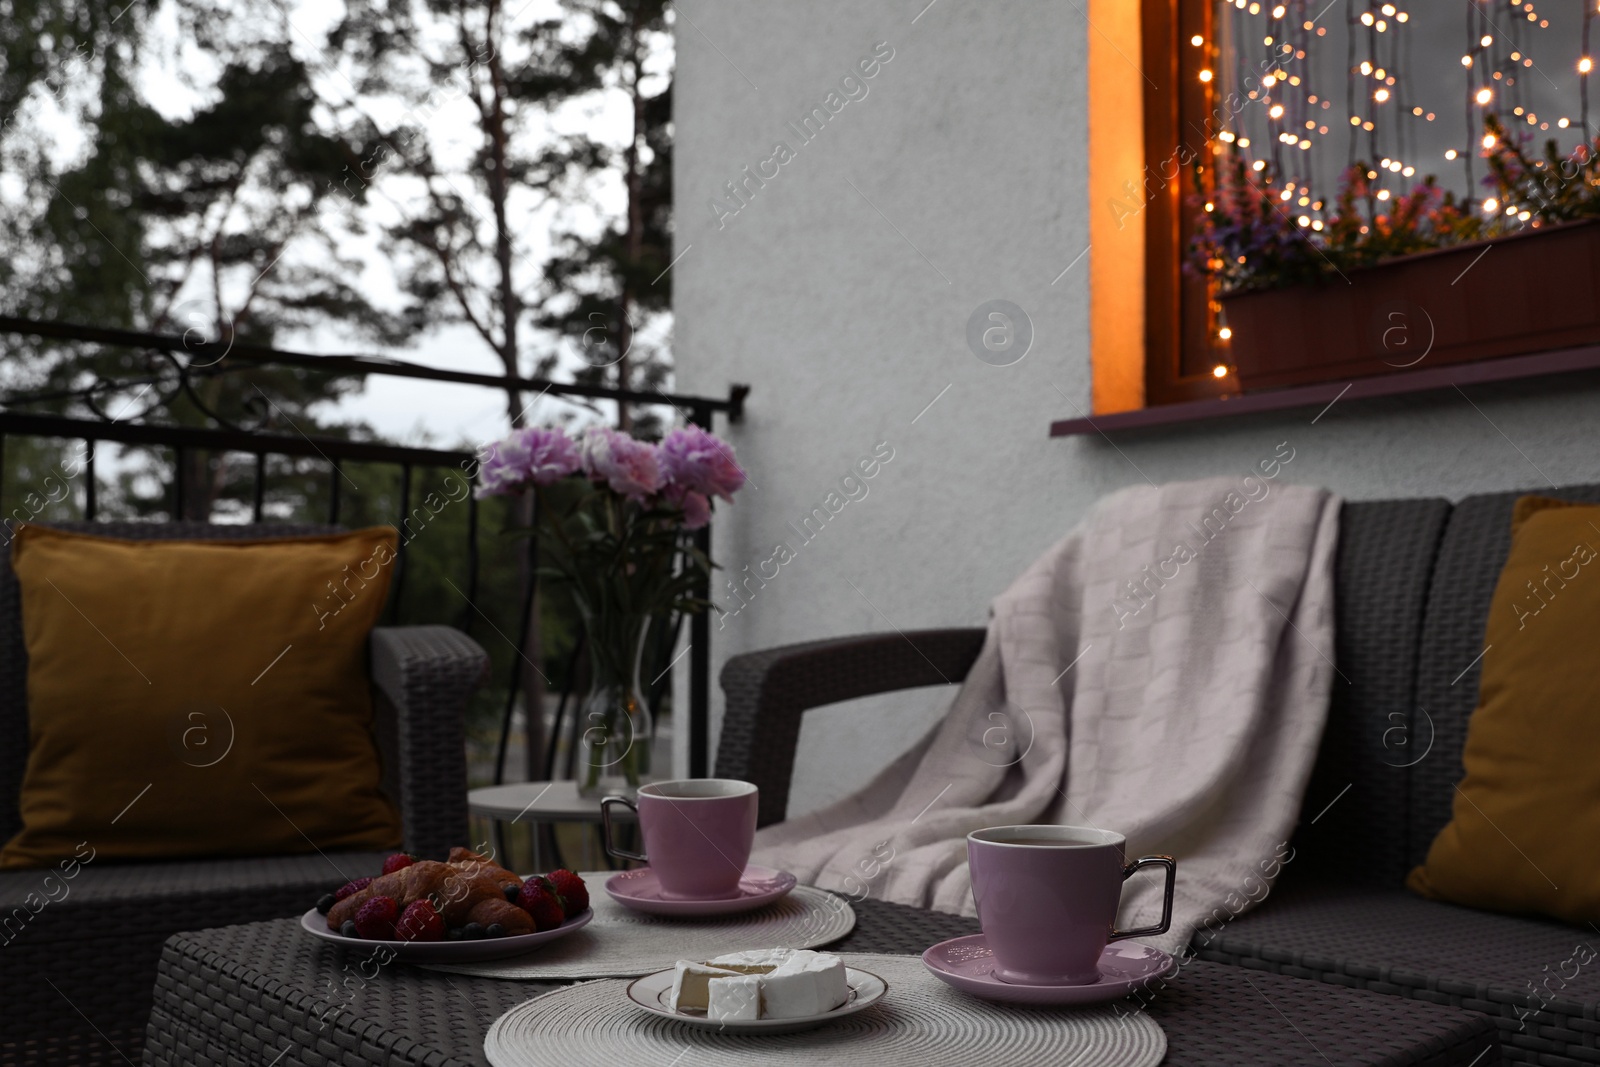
[0,523,489,1066]
[717,484,1600,1066]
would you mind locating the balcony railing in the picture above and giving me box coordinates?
[0,314,747,781]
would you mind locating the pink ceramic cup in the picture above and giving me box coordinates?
[968,825,1176,985]
[600,779,758,900]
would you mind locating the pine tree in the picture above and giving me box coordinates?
[1,1,403,518]
[321,0,674,431]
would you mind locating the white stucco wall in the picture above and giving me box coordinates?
[670,1,1600,814]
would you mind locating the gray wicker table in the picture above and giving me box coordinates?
[143,898,1500,1067]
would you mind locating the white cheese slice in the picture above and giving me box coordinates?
[703,948,849,1020]
[666,961,741,1013]
[762,951,850,1018]
[707,973,763,1021]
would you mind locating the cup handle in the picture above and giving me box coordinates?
[1108,854,1177,942]
[600,796,647,863]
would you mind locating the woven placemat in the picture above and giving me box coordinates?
[483,953,1166,1067]
[422,875,856,980]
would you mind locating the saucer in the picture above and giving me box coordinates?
[921,934,1176,1006]
[626,964,888,1034]
[604,865,797,916]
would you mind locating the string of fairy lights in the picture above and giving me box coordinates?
[1191,0,1599,370]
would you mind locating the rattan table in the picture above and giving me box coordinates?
[143,898,1500,1066]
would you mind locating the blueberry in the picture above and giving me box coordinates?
[462,922,484,940]
[486,923,505,938]
[316,893,336,915]
[340,920,359,938]
[503,883,520,902]
[447,927,464,941]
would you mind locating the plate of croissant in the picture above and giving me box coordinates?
[300,846,593,962]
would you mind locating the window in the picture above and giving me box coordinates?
[1142,0,1600,407]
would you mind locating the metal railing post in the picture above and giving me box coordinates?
[328,460,343,525]
[389,463,412,624]
[84,439,96,521]
[172,446,187,520]
[253,453,266,521]
[687,402,713,779]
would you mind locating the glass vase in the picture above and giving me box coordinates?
[574,612,654,798]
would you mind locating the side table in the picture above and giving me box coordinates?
[468,781,634,871]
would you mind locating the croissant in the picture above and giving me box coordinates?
[454,857,521,885]
[326,860,456,930]
[398,860,454,904]
[326,855,527,933]
[438,868,518,926]
[466,897,535,935]
[449,847,523,880]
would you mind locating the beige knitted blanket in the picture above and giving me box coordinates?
[750,476,1341,953]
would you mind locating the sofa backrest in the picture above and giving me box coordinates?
[1294,498,1450,886]
[0,522,338,846]
[1408,481,1600,871]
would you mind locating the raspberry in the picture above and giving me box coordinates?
[334,876,373,902]
[547,870,589,915]
[516,882,566,931]
[395,899,443,942]
[353,896,400,940]
[381,853,414,875]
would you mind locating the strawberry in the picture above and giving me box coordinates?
[334,876,373,902]
[516,881,566,931]
[547,870,589,915]
[395,899,443,942]
[353,896,400,940]
[381,853,414,875]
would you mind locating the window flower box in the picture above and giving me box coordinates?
[1220,220,1600,393]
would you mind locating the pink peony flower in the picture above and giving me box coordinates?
[580,427,664,502]
[474,427,582,498]
[659,426,745,502]
[662,484,711,529]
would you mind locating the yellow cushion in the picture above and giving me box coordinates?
[1408,496,1600,922]
[1,525,402,868]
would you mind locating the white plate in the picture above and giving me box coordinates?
[624,964,888,1034]
[299,906,591,962]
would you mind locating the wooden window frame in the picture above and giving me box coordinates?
[1142,0,1230,408]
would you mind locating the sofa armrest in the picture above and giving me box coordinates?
[716,628,986,827]
[369,625,490,859]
